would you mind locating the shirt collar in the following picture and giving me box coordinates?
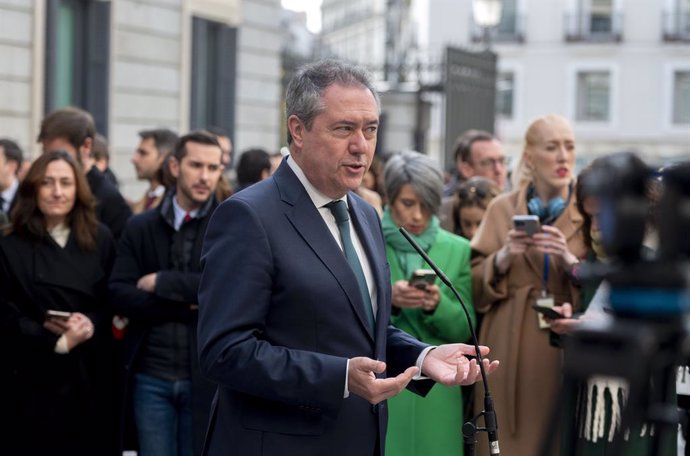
[286,154,348,209]
[48,222,70,248]
[172,195,200,231]
[147,184,166,199]
[1,178,18,211]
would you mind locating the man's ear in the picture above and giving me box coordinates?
[168,156,180,179]
[8,159,19,177]
[287,115,305,148]
[81,137,93,158]
[459,160,475,179]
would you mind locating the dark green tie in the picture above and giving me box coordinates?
[325,200,376,331]
[0,196,7,223]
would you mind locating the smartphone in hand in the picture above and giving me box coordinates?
[513,215,541,236]
[45,310,72,321]
[531,304,563,319]
[408,269,436,290]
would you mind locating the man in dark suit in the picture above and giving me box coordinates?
[0,138,22,222]
[109,131,223,456]
[197,60,498,456]
[38,107,132,238]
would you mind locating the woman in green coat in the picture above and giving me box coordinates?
[382,151,476,456]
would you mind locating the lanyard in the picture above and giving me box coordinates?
[542,253,549,297]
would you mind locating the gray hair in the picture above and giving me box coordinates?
[384,150,444,215]
[285,59,381,144]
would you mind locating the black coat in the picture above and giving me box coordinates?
[86,166,131,239]
[0,224,117,456]
[109,194,218,455]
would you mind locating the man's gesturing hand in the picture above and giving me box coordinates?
[422,344,500,386]
[347,357,418,405]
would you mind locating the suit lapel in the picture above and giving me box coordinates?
[275,164,375,341]
[348,195,385,336]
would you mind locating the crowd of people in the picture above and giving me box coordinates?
[0,58,680,456]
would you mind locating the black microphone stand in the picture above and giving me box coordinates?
[399,228,500,456]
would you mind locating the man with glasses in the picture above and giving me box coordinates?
[443,129,508,196]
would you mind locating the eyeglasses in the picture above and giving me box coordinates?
[475,156,507,168]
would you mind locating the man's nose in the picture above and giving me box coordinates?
[349,130,368,154]
[199,167,210,182]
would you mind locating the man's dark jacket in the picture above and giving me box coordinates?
[87,166,131,239]
[109,192,217,455]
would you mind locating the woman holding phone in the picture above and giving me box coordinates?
[470,115,585,456]
[0,151,117,456]
[382,151,476,456]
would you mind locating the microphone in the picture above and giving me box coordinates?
[399,227,500,456]
[0,211,8,227]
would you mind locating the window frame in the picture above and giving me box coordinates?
[663,62,690,132]
[189,15,237,140]
[567,63,619,129]
[44,0,110,135]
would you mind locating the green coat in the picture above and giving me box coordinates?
[384,229,475,456]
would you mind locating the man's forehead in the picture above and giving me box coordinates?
[323,83,379,107]
[184,143,223,162]
[472,139,503,156]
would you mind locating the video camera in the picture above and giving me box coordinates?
[540,152,690,456]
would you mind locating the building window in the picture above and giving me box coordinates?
[673,71,690,124]
[496,0,523,41]
[663,0,690,41]
[471,0,524,43]
[576,71,610,122]
[496,72,514,119]
[565,0,622,42]
[590,0,613,33]
[190,17,237,138]
[45,0,110,135]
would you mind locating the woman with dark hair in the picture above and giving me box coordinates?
[547,153,675,456]
[382,151,476,456]
[0,150,117,456]
[442,176,501,240]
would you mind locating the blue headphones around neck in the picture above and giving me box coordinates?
[527,182,572,224]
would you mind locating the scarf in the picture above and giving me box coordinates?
[382,206,439,278]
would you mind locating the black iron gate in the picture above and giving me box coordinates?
[443,47,497,168]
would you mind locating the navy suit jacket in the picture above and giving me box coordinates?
[198,161,432,456]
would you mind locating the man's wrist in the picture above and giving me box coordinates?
[54,334,69,354]
[413,346,436,380]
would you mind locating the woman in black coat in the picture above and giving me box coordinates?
[0,150,117,456]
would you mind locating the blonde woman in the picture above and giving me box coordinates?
[470,115,585,456]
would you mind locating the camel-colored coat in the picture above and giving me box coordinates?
[470,186,585,456]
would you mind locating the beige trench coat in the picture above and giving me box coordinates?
[470,186,585,456]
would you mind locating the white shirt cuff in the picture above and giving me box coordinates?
[344,359,350,398]
[413,346,436,380]
[54,335,69,354]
